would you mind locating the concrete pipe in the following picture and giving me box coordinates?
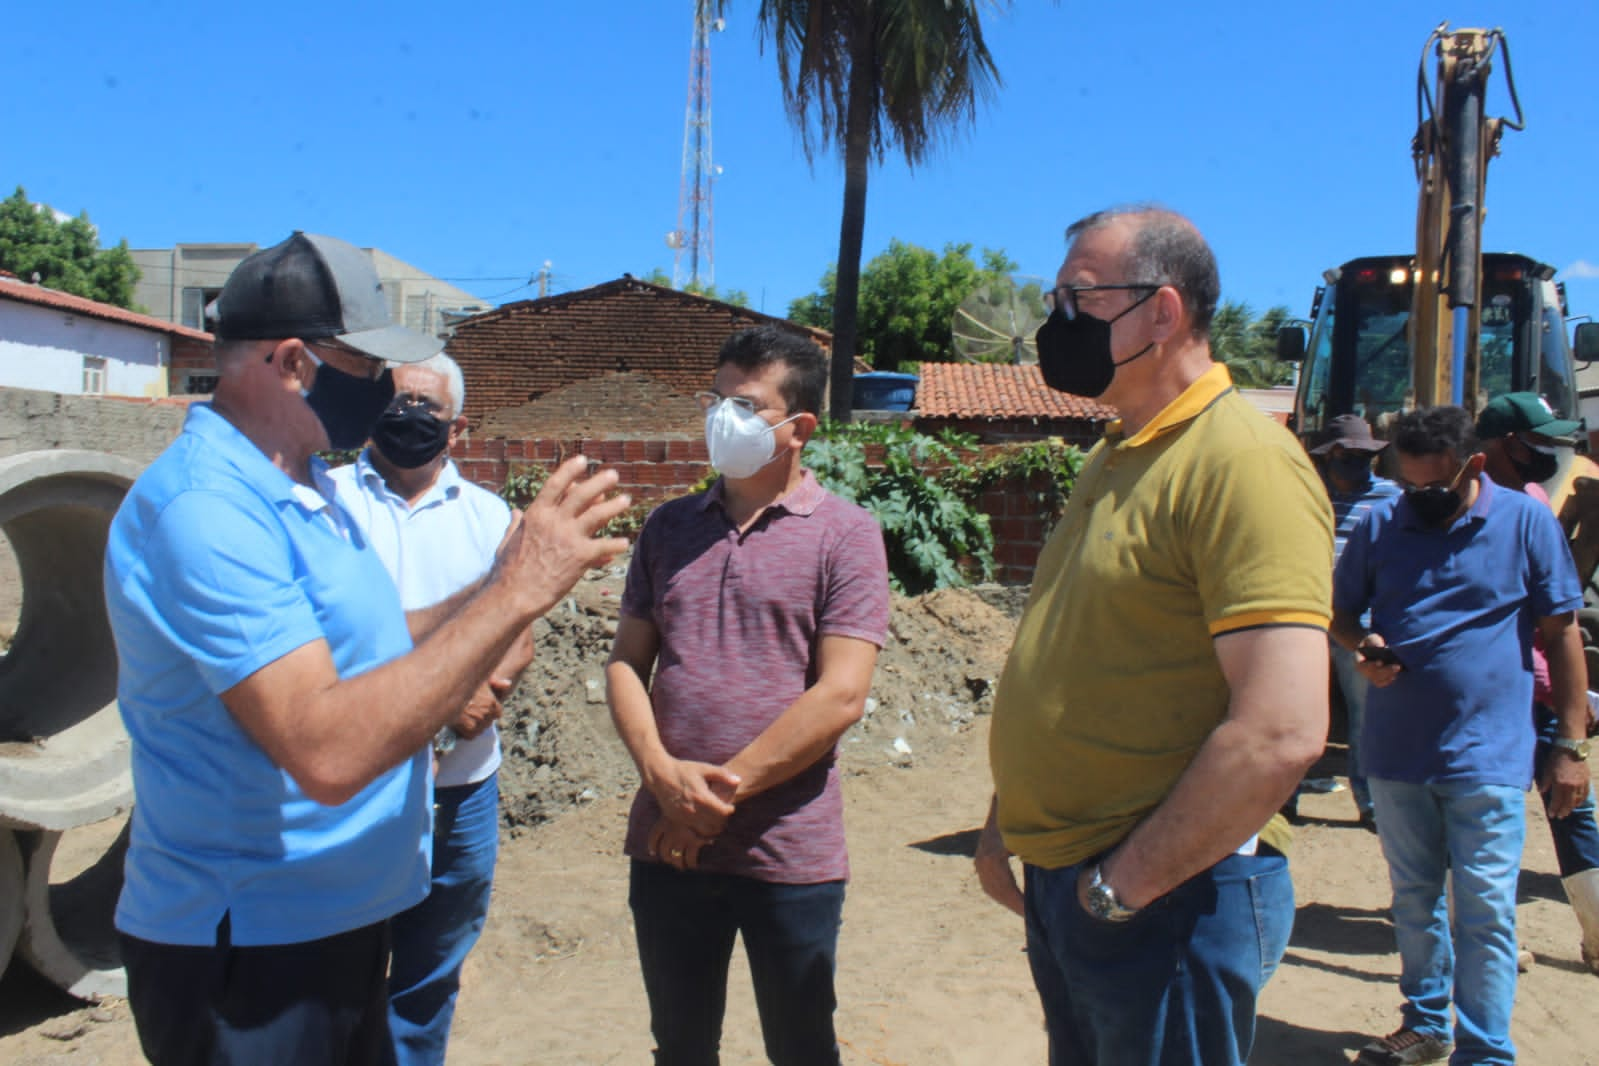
[0,449,141,832]
[16,823,129,1000]
[0,828,23,982]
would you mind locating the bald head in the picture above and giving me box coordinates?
[1066,206,1220,338]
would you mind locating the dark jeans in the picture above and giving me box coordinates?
[1534,704,1599,876]
[120,915,395,1066]
[628,859,846,1066]
[1023,849,1294,1066]
[388,772,499,1066]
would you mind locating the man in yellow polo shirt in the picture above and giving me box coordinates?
[974,206,1333,1066]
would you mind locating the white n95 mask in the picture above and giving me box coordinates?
[704,399,799,479]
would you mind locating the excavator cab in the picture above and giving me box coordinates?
[1286,252,1583,450]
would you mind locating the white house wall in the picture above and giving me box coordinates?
[0,302,169,397]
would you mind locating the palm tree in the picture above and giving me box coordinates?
[731,0,1006,419]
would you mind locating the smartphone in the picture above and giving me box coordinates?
[1359,644,1403,668]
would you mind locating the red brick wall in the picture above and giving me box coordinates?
[167,337,217,395]
[452,435,1053,585]
[447,279,831,427]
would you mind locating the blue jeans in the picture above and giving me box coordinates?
[1534,705,1599,876]
[1331,642,1374,817]
[120,915,394,1066]
[1022,849,1294,1066]
[628,860,846,1066]
[1368,778,1524,1066]
[388,772,499,1066]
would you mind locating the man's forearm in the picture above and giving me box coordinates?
[405,580,483,641]
[1102,715,1317,908]
[724,686,863,803]
[606,659,670,783]
[1329,609,1366,652]
[1101,626,1327,910]
[1544,619,1590,739]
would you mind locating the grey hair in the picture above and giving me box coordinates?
[410,352,466,418]
[1066,204,1220,338]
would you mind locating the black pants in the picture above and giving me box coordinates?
[120,915,395,1066]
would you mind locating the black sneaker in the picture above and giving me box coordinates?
[1355,1029,1452,1065]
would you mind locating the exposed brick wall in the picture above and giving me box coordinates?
[447,278,832,427]
[167,337,217,395]
[978,470,1059,584]
[451,435,1054,585]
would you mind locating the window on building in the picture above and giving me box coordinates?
[183,372,219,395]
[181,287,224,332]
[82,356,107,395]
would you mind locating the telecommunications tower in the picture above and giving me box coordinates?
[668,0,723,289]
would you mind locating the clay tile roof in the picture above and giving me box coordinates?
[0,277,212,342]
[914,362,1117,421]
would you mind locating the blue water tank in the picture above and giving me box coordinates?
[853,372,919,411]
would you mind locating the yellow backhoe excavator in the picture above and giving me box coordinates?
[1278,23,1599,576]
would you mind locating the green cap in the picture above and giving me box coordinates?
[1475,392,1583,443]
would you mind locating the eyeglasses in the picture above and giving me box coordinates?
[1044,283,1163,321]
[694,391,788,416]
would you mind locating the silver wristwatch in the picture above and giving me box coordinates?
[432,727,458,757]
[1085,864,1139,922]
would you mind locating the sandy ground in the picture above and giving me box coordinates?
[4,578,1595,1063]
[3,714,1596,1065]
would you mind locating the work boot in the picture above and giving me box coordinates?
[1355,1029,1453,1065]
[1562,867,1599,975]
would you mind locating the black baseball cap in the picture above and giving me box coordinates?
[213,232,444,364]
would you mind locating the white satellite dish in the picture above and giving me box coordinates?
[951,275,1051,364]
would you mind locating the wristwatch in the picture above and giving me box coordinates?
[1085,864,1139,923]
[1552,737,1592,762]
[433,727,458,757]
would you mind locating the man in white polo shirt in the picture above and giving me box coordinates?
[331,352,532,1066]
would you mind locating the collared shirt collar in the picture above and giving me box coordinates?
[1106,362,1235,449]
[353,447,461,510]
[1397,470,1495,532]
[184,403,348,534]
[699,468,825,519]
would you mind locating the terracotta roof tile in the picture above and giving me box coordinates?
[914,363,1117,421]
[0,278,213,341]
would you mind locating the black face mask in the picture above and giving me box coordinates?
[371,403,452,469]
[1328,454,1375,486]
[1507,439,1559,486]
[1404,465,1469,527]
[1033,290,1159,397]
[304,358,394,450]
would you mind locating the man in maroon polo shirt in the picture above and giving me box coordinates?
[606,325,890,1066]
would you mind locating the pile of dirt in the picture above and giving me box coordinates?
[495,557,1022,830]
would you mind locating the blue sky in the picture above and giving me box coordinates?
[9,1,1599,335]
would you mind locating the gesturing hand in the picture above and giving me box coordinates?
[496,456,631,620]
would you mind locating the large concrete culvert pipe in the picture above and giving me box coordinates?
[0,449,141,1000]
[0,829,23,981]
[0,449,141,832]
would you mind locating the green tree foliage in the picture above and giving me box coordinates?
[1210,299,1296,387]
[0,187,141,309]
[788,240,1017,368]
[640,268,750,308]
[729,0,1006,418]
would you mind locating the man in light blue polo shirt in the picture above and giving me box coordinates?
[104,232,630,1066]
[1333,405,1589,1066]
[331,352,531,1066]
